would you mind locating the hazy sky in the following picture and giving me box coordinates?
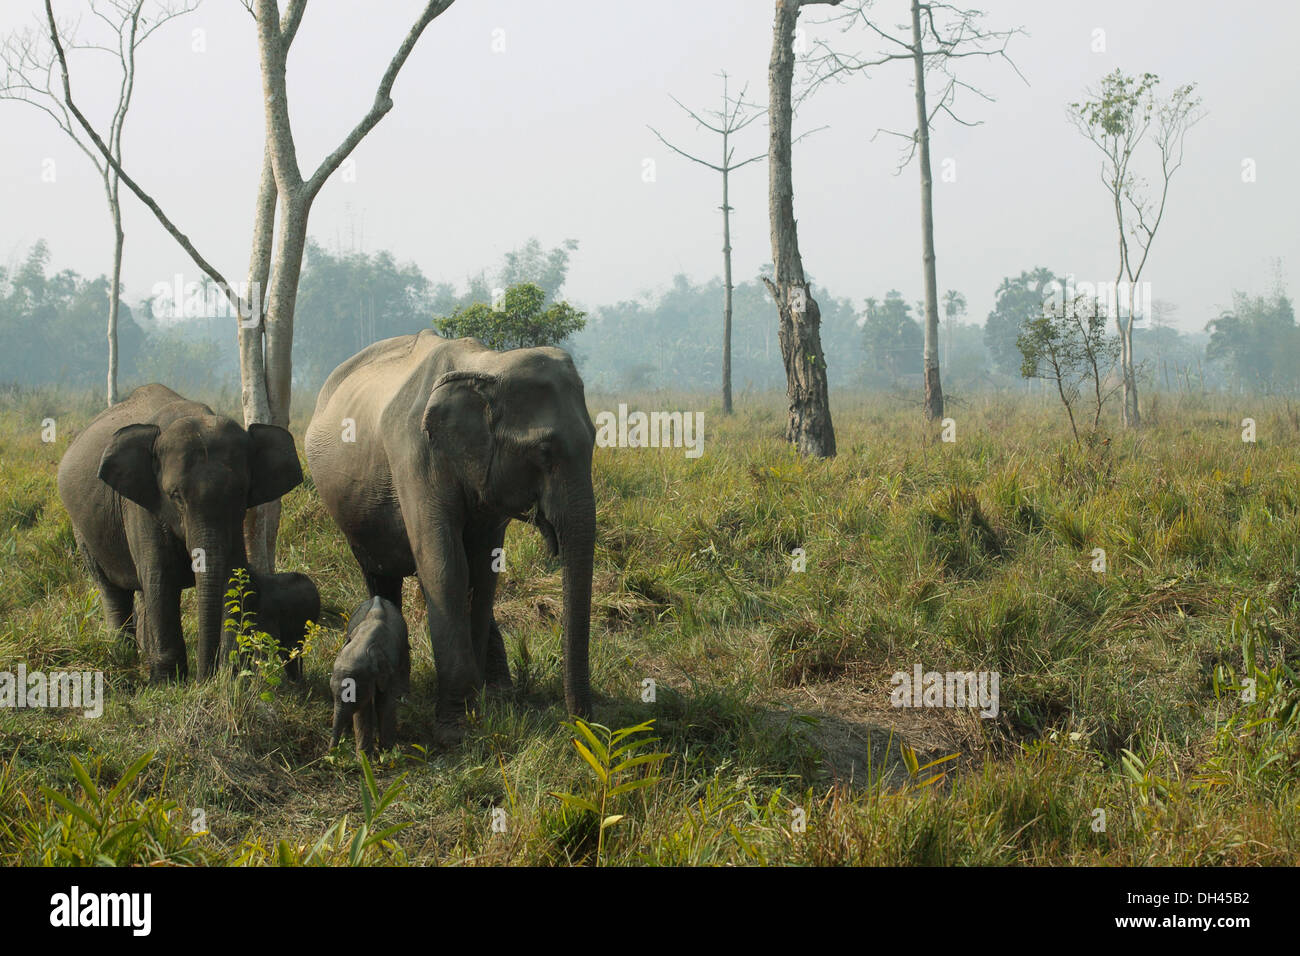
[1,0,1295,335]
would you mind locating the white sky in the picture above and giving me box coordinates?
[1,0,1295,335]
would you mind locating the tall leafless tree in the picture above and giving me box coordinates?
[764,0,841,458]
[44,0,455,568]
[808,0,1021,422]
[1069,70,1203,428]
[2,1,198,407]
[649,72,766,415]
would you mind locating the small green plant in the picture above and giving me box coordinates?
[3,751,210,866]
[1206,599,1299,786]
[223,568,313,702]
[900,742,960,789]
[550,718,669,866]
[236,754,412,866]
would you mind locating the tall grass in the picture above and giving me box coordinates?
[0,386,1296,864]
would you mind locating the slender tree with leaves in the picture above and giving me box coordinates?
[1069,69,1203,428]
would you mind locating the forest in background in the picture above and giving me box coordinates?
[1,235,1293,401]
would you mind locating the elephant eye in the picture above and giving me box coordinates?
[535,437,558,466]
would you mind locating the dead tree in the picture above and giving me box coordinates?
[764,0,841,458]
[808,0,1022,422]
[649,72,766,415]
[45,0,455,568]
[1,1,198,407]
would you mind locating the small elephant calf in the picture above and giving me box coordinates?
[330,596,410,757]
[253,571,320,681]
[220,570,320,681]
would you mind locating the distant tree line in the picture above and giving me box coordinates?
[1,238,1289,398]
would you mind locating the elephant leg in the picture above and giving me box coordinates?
[466,522,511,692]
[261,619,299,681]
[283,644,304,683]
[411,519,477,741]
[140,577,186,682]
[358,555,403,613]
[101,584,137,645]
[486,620,512,691]
[79,537,136,644]
[378,690,398,752]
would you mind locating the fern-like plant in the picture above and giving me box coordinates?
[549,718,669,866]
[223,568,313,702]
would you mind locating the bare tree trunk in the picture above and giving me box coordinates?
[1116,314,1139,427]
[721,162,734,415]
[649,71,764,415]
[1124,283,1140,426]
[912,0,942,422]
[106,186,123,407]
[765,0,836,458]
[241,143,278,572]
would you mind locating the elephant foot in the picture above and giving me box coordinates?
[149,659,188,683]
[432,719,466,749]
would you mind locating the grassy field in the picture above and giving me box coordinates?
[1,384,1297,865]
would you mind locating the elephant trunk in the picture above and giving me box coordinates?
[558,470,596,717]
[195,549,231,681]
[193,527,246,681]
[330,700,351,750]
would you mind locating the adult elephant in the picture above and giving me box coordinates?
[305,332,597,740]
[58,384,303,681]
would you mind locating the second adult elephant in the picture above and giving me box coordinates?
[57,384,303,680]
[305,332,597,740]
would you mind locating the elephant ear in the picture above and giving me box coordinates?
[421,371,498,494]
[247,423,304,507]
[98,424,162,511]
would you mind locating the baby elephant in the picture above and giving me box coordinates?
[253,571,320,681]
[220,570,320,681]
[330,596,410,757]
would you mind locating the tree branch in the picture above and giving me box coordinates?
[43,0,250,318]
[303,0,456,200]
[647,124,724,172]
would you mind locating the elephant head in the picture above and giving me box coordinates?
[329,654,379,755]
[97,416,302,676]
[420,348,597,716]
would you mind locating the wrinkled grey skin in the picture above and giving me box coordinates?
[306,332,597,743]
[330,596,410,756]
[57,384,303,681]
[222,570,320,681]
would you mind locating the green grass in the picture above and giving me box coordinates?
[0,384,1297,865]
